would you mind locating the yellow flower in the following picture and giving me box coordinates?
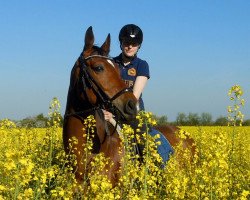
[4,161,16,171]
[23,188,33,198]
[59,190,65,196]
[0,185,6,191]
[240,190,250,200]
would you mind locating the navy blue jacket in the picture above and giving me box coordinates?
[113,54,150,110]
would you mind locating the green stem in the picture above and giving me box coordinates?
[143,121,149,198]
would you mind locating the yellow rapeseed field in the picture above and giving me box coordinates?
[0,122,249,199]
[0,85,249,199]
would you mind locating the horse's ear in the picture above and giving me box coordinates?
[101,33,110,55]
[84,26,94,51]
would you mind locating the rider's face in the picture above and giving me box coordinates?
[121,41,140,57]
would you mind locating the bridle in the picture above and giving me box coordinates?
[65,54,133,120]
[65,54,135,141]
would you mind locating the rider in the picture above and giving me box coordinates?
[114,24,150,110]
[102,24,150,158]
[103,24,150,121]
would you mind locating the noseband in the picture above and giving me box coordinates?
[65,54,133,118]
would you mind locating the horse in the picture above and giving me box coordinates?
[63,26,195,188]
[63,26,138,187]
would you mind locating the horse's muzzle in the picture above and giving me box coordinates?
[124,99,137,117]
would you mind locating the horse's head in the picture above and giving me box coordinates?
[71,26,137,122]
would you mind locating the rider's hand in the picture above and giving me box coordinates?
[102,109,114,123]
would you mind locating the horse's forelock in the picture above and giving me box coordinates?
[92,45,109,56]
[83,45,110,59]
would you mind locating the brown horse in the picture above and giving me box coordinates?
[63,26,195,187]
[63,26,138,186]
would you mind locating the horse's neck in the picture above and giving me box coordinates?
[66,86,93,113]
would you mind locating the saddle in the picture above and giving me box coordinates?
[148,128,174,165]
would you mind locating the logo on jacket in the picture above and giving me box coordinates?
[128,68,136,76]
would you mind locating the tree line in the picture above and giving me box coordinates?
[154,112,250,126]
[6,112,250,128]
[14,113,63,128]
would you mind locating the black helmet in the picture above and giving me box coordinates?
[119,24,143,45]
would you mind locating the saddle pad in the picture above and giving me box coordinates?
[149,128,174,165]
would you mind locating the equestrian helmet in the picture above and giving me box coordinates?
[119,24,143,45]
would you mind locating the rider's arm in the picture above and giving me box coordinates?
[133,76,148,100]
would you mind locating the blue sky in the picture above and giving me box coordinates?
[0,1,249,121]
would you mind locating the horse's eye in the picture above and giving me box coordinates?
[93,65,104,73]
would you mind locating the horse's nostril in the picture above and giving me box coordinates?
[125,100,137,115]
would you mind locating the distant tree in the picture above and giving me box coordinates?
[176,112,188,126]
[214,116,228,126]
[242,119,250,126]
[187,112,200,126]
[200,112,213,126]
[18,113,49,128]
[35,113,48,127]
[157,115,168,126]
[18,117,36,128]
[36,113,46,121]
